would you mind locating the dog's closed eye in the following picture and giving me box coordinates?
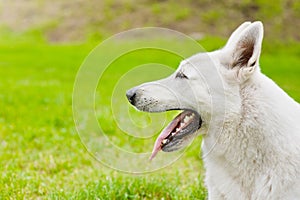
[175,71,188,79]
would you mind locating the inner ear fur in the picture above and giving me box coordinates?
[229,22,263,69]
[232,37,255,68]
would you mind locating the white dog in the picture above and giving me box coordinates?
[126,21,300,199]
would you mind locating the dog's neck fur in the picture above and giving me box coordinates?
[202,70,300,199]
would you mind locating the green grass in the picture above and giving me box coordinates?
[0,32,299,199]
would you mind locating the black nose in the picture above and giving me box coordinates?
[126,89,136,105]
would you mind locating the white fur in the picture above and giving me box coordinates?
[129,21,300,199]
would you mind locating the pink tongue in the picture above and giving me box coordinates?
[149,113,184,160]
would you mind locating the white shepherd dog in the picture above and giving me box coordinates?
[126,21,300,199]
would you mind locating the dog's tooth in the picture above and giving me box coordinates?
[176,128,180,132]
[184,116,189,123]
[187,114,195,121]
[180,122,185,127]
[172,132,176,136]
[162,139,168,144]
[187,115,193,122]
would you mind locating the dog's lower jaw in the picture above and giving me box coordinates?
[150,109,202,159]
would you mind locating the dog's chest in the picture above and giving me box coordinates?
[202,86,270,196]
[202,128,267,199]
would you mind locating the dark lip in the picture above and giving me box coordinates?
[161,109,202,152]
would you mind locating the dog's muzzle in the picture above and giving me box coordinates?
[126,87,202,160]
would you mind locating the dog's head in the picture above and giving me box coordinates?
[126,21,264,159]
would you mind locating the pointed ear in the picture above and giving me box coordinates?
[225,21,251,48]
[230,21,263,71]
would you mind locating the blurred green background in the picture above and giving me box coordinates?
[0,1,299,199]
[1,0,300,42]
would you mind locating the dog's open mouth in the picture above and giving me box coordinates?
[150,110,202,160]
